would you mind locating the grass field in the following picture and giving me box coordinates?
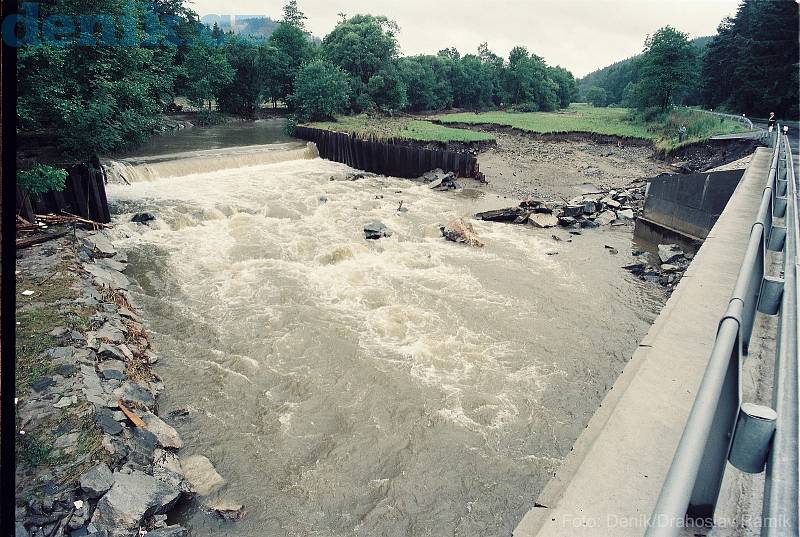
[308,116,496,144]
[435,104,748,152]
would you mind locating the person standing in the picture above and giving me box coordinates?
[768,112,777,133]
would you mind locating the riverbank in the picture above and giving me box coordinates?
[14,229,235,537]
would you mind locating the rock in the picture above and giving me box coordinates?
[127,428,158,466]
[180,455,225,496]
[131,213,155,224]
[557,216,577,227]
[91,324,126,345]
[601,197,621,209]
[81,365,109,407]
[561,205,584,218]
[658,244,685,264]
[98,258,127,272]
[95,411,123,435]
[582,201,598,214]
[54,432,81,449]
[153,449,192,494]
[49,327,69,337]
[474,207,525,222]
[440,218,484,248]
[363,222,392,240]
[527,213,559,228]
[519,196,545,209]
[513,213,529,224]
[82,234,116,258]
[141,412,182,449]
[98,360,126,381]
[98,344,127,361]
[83,264,129,291]
[90,471,180,536]
[15,521,27,537]
[53,395,78,409]
[661,264,680,273]
[580,220,600,229]
[80,463,114,499]
[31,378,56,392]
[145,526,188,537]
[206,500,245,521]
[617,208,635,220]
[115,381,155,410]
[594,210,617,226]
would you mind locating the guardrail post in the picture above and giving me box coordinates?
[728,403,777,473]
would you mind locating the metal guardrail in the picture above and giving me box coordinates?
[645,128,798,536]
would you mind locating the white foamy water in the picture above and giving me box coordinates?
[105,148,663,537]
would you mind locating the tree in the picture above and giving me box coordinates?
[290,60,351,121]
[701,0,799,117]
[585,86,608,107]
[268,22,314,107]
[184,39,235,111]
[217,35,263,117]
[322,14,399,82]
[636,26,696,109]
[548,66,577,108]
[16,0,185,158]
[282,0,307,30]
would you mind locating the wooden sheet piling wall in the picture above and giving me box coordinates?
[294,126,479,179]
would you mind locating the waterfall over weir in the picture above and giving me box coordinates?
[103,142,319,183]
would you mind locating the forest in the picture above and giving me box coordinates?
[578,0,799,118]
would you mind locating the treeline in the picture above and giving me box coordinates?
[17,0,577,160]
[189,9,578,122]
[578,0,799,117]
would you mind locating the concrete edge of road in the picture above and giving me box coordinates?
[513,146,774,537]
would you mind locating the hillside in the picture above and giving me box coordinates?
[578,36,713,105]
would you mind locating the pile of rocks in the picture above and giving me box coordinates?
[474,186,645,231]
[623,243,694,290]
[16,230,239,537]
[419,169,461,191]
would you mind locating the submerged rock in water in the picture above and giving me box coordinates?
[131,213,155,224]
[440,218,484,247]
[180,455,225,496]
[363,222,392,240]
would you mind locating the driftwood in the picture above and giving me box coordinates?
[16,232,68,250]
[36,212,111,229]
[118,400,146,428]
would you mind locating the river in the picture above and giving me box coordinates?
[104,121,664,537]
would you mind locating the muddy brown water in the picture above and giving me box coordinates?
[104,122,664,537]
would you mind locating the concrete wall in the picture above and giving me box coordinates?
[636,169,745,242]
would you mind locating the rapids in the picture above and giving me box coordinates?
[104,143,663,537]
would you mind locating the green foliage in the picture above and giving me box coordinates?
[17,165,67,196]
[267,22,315,106]
[701,0,799,118]
[323,15,399,85]
[635,26,697,109]
[183,38,235,111]
[16,0,188,158]
[217,35,263,117]
[585,86,608,107]
[290,60,351,121]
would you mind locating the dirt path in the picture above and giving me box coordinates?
[473,131,673,201]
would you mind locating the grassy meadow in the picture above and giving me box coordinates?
[308,116,496,144]
[435,104,749,151]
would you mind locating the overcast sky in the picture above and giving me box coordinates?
[188,0,742,77]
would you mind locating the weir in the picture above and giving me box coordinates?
[102,142,319,183]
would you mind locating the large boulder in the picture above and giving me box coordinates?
[180,455,225,496]
[363,222,392,240]
[79,463,114,499]
[528,213,559,228]
[91,471,181,536]
[440,218,484,247]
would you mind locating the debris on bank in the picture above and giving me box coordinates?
[15,229,237,537]
[474,185,645,231]
[623,243,694,291]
